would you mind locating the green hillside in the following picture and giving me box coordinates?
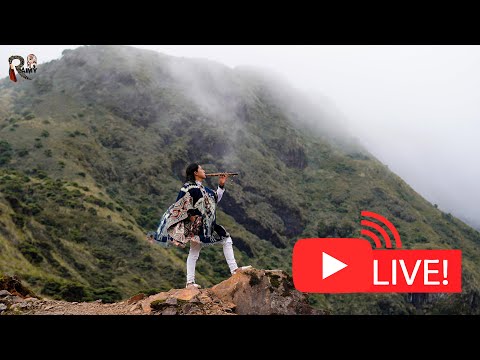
[1,45,479,313]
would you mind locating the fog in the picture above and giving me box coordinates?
[135,45,480,231]
[2,45,479,229]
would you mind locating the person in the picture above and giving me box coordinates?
[152,163,251,289]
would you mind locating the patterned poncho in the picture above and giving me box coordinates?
[153,180,229,248]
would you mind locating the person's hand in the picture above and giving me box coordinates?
[219,173,229,187]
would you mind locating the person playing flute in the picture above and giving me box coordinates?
[152,163,251,289]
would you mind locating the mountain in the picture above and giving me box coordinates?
[1,45,479,314]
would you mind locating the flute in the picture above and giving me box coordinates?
[205,172,239,177]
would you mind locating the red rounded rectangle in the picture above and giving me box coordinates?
[293,238,462,293]
[293,238,372,293]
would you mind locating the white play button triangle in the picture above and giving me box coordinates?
[322,252,348,279]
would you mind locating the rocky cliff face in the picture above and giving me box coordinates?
[0,269,324,315]
[211,269,317,315]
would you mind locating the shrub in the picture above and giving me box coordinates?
[17,149,29,157]
[92,287,122,303]
[41,279,63,297]
[415,235,429,243]
[18,242,44,264]
[60,282,90,302]
[85,195,106,207]
[334,162,356,175]
[0,140,13,165]
[141,288,161,296]
[11,214,26,227]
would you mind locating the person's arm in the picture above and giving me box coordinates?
[216,184,225,203]
[216,173,228,203]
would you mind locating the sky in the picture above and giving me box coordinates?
[2,45,479,229]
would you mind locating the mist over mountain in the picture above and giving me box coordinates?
[1,45,479,314]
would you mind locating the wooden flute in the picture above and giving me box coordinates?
[205,172,239,177]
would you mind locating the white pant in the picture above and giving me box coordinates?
[186,236,238,284]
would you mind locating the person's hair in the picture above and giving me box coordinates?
[185,163,199,183]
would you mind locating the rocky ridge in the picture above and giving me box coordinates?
[0,268,324,315]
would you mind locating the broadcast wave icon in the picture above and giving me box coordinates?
[359,210,402,249]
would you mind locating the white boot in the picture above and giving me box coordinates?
[186,282,202,289]
[233,265,253,274]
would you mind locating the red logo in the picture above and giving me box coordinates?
[292,211,462,293]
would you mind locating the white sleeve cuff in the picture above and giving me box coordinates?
[216,186,225,203]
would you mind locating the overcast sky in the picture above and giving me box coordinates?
[2,45,479,229]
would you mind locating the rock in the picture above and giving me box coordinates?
[129,303,141,312]
[8,296,24,304]
[182,303,200,314]
[197,292,213,304]
[150,300,171,312]
[10,302,33,312]
[188,296,201,304]
[0,290,12,298]
[0,275,37,298]
[168,288,200,301]
[141,292,169,314]
[161,307,177,315]
[211,268,322,315]
[133,268,322,315]
[223,301,236,312]
[141,288,199,314]
[2,268,324,315]
[165,297,177,306]
[127,293,145,304]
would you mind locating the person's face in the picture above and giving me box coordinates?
[194,165,206,180]
[27,54,37,69]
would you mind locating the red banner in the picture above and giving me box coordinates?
[293,238,461,293]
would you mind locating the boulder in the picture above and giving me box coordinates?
[211,268,322,315]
